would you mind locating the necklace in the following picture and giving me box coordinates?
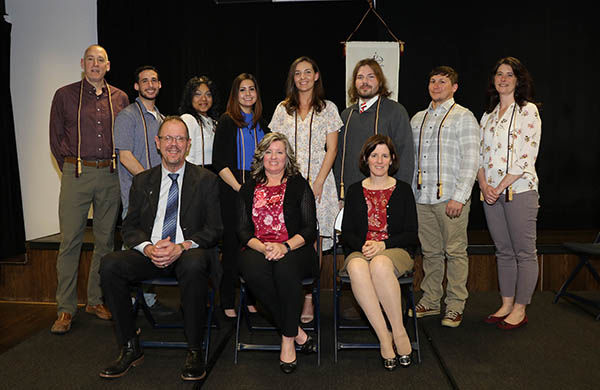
[135,101,152,168]
[294,109,315,185]
[75,79,115,177]
[416,102,456,199]
[238,124,258,184]
[504,104,517,202]
[339,97,382,200]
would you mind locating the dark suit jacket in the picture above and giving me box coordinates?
[123,162,224,281]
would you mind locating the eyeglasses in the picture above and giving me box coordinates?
[158,135,188,143]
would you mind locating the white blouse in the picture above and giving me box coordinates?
[479,102,541,194]
[182,113,216,166]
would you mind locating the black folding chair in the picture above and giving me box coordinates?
[134,277,216,363]
[233,276,321,366]
[554,233,600,320]
[332,208,421,363]
[234,233,322,366]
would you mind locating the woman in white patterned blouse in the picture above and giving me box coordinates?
[478,57,541,330]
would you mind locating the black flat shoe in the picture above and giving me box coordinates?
[397,353,412,368]
[100,336,144,378]
[382,356,398,371]
[279,359,297,374]
[181,349,206,381]
[296,335,317,354]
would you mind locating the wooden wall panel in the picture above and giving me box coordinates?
[466,255,500,292]
[0,248,92,302]
[542,254,600,291]
[2,239,597,303]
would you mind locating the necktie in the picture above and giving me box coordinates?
[360,102,367,113]
[161,173,179,242]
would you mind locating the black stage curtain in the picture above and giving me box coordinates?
[1,3,27,259]
[98,0,598,231]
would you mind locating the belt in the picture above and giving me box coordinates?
[64,156,111,168]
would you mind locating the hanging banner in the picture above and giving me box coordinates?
[345,41,400,107]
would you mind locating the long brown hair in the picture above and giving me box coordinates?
[282,56,326,115]
[225,73,263,128]
[347,58,391,104]
[485,57,539,114]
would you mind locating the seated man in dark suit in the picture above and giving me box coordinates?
[99,116,223,381]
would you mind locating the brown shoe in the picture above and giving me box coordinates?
[86,304,112,320]
[441,310,462,328]
[51,312,72,335]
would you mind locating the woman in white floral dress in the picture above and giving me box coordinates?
[269,56,343,322]
[478,57,541,330]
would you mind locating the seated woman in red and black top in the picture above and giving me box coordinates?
[237,132,318,374]
[341,134,418,370]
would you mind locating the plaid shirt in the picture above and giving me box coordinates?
[410,99,479,204]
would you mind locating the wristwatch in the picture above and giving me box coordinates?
[283,242,291,253]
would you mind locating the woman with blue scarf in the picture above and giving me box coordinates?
[213,73,270,319]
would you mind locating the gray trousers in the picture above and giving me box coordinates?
[55,162,120,314]
[483,190,539,305]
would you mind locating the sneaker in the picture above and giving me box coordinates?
[441,310,462,327]
[408,303,440,318]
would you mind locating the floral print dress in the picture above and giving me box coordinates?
[269,100,343,249]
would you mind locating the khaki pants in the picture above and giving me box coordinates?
[55,162,120,314]
[417,199,470,313]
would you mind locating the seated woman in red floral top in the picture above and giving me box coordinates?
[237,132,318,374]
[341,134,418,370]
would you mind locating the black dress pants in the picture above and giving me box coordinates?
[100,248,211,348]
[239,245,318,337]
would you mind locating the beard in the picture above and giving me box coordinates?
[139,89,159,101]
[357,85,379,100]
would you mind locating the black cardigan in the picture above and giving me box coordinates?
[341,180,418,257]
[237,174,317,246]
[212,113,270,175]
